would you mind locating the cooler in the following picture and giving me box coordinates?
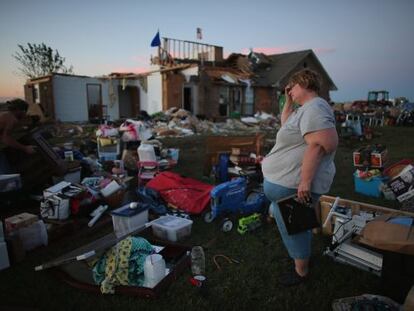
[354,173,388,198]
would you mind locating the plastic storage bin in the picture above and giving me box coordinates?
[354,172,388,198]
[98,138,120,161]
[111,203,149,238]
[0,174,22,192]
[151,215,193,242]
[0,242,10,270]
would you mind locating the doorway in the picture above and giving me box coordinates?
[87,84,102,121]
[183,87,192,113]
[118,86,140,118]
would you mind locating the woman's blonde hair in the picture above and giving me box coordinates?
[288,69,322,94]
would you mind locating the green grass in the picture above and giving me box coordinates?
[1,126,413,311]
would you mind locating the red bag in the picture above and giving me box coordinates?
[146,172,213,214]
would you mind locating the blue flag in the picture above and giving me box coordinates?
[151,31,161,47]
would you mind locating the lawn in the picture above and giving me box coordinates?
[0,126,412,311]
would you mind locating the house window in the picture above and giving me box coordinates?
[243,86,254,115]
[219,86,229,116]
[232,88,242,114]
[87,84,102,121]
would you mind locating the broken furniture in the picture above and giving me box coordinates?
[203,133,264,176]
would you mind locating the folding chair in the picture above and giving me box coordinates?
[137,161,159,187]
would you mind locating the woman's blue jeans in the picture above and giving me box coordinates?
[263,179,320,259]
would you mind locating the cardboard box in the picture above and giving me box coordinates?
[387,165,414,202]
[4,213,38,234]
[358,215,414,255]
[353,145,388,168]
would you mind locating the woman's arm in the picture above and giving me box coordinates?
[297,127,338,201]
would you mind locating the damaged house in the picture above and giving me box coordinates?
[24,73,148,122]
[143,39,337,118]
[24,38,337,122]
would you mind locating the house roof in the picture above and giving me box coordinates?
[252,49,337,90]
[203,66,252,84]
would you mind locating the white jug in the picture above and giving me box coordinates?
[137,144,157,162]
[143,254,166,288]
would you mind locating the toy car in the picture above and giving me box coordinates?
[203,177,268,232]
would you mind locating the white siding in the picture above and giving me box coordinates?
[52,75,148,121]
[53,75,91,121]
[146,70,163,114]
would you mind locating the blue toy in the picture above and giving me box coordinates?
[203,177,268,232]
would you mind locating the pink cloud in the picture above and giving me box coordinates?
[130,55,149,64]
[241,46,294,55]
[112,66,151,74]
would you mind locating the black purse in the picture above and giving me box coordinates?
[277,194,319,235]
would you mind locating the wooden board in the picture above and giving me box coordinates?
[203,133,264,175]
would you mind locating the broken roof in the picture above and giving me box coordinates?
[203,66,252,84]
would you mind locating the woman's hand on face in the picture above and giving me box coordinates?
[297,180,311,203]
[285,85,293,106]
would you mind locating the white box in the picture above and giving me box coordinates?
[43,181,71,198]
[40,195,70,220]
[151,215,193,242]
[111,204,149,238]
[101,180,122,198]
[0,242,10,270]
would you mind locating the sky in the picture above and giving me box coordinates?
[0,0,413,102]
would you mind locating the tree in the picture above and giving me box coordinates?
[13,43,74,79]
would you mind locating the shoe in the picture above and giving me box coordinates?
[279,270,308,287]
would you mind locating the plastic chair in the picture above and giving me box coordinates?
[137,161,159,187]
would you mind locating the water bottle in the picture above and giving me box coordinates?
[191,246,205,276]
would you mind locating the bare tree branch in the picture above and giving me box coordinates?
[12,42,74,79]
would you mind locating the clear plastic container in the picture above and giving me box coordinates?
[151,215,193,242]
[191,246,205,276]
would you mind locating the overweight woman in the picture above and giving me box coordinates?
[262,69,338,286]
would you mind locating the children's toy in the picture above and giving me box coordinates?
[237,213,262,234]
[203,177,268,232]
